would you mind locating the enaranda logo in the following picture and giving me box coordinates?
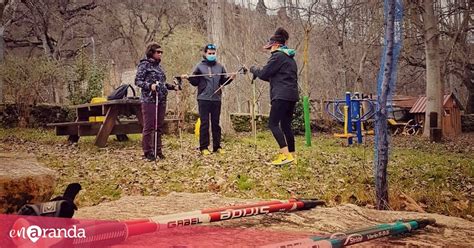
[26,225,42,243]
[10,224,86,243]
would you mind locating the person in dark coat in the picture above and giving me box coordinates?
[250,27,299,165]
[135,42,179,161]
[181,43,236,155]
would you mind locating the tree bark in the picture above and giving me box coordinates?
[0,0,11,104]
[207,0,232,133]
[422,0,443,136]
[0,26,4,103]
[464,63,474,113]
[374,0,396,210]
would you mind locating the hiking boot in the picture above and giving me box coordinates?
[215,148,226,154]
[201,149,211,156]
[270,153,294,165]
[143,152,156,161]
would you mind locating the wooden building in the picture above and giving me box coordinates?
[409,93,464,137]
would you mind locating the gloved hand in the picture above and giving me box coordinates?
[249,66,258,80]
[173,77,183,90]
[240,65,249,75]
[249,65,257,74]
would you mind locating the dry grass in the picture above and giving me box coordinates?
[0,128,472,218]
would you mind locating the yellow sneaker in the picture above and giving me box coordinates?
[215,148,226,154]
[270,153,294,165]
[201,149,211,156]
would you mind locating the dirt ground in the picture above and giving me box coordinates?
[76,192,474,247]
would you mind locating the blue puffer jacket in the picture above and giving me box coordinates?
[134,58,175,103]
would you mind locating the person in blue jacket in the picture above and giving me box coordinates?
[181,44,236,155]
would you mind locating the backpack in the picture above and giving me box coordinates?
[17,183,82,218]
[107,84,137,100]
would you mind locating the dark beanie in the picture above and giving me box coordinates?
[270,27,289,43]
[263,27,289,49]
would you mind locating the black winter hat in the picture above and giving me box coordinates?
[263,27,289,49]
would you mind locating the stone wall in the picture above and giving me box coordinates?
[0,104,74,128]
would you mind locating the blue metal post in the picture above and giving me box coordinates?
[345,92,353,145]
[354,100,363,144]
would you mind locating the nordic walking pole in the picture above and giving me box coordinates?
[122,199,324,235]
[123,198,318,225]
[212,66,248,96]
[20,199,324,247]
[154,82,159,164]
[173,78,184,157]
[176,71,242,79]
[260,218,436,248]
[251,74,257,151]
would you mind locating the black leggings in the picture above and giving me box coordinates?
[268,99,296,152]
[198,100,222,151]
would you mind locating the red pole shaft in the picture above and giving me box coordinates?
[123,199,297,225]
[125,201,311,237]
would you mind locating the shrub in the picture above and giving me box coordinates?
[0,56,66,127]
[67,50,106,105]
[291,99,305,135]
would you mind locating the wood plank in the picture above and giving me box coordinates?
[77,123,142,136]
[94,106,119,147]
[136,105,144,126]
[56,125,79,136]
[71,99,141,109]
[47,121,92,127]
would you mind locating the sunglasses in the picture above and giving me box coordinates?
[154,50,163,54]
[206,44,216,49]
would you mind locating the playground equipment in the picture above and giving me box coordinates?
[326,92,376,145]
[388,118,423,136]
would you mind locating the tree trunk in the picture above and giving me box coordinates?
[464,63,474,113]
[0,26,4,103]
[374,0,396,210]
[422,0,443,136]
[207,0,232,133]
[0,0,7,104]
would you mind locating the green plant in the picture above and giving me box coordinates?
[0,56,66,127]
[68,49,106,105]
[292,99,305,135]
[237,174,254,190]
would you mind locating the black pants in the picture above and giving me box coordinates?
[268,99,296,152]
[198,100,222,151]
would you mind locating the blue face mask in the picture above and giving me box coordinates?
[206,54,217,62]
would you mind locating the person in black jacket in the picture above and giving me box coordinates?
[181,43,235,155]
[250,27,299,165]
[135,42,179,161]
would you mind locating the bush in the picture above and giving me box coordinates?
[0,104,73,128]
[67,50,106,105]
[0,56,66,127]
[230,113,269,132]
[291,99,305,135]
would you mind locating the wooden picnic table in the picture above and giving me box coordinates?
[47,99,143,147]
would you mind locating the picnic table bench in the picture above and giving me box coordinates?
[47,99,143,147]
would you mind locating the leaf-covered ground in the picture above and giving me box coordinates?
[0,128,472,218]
